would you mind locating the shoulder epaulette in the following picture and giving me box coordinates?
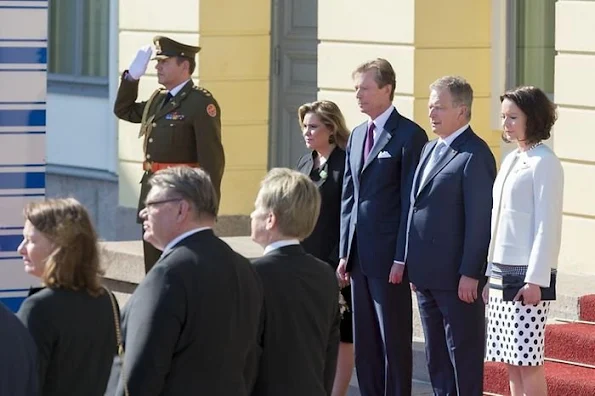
[193,85,213,97]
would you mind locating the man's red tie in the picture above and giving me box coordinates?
[364,122,375,162]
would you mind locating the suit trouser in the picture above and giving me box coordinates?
[350,249,413,396]
[142,231,162,273]
[416,288,485,396]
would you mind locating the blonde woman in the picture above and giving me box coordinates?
[296,100,353,396]
[16,198,117,396]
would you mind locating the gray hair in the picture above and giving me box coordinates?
[256,168,321,240]
[430,76,473,120]
[149,166,218,219]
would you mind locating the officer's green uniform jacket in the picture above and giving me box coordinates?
[114,76,225,220]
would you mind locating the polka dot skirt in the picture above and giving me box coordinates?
[485,294,550,366]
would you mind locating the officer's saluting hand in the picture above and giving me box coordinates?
[127,45,153,80]
[114,36,225,273]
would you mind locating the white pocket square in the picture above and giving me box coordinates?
[377,151,392,159]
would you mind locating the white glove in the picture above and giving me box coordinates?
[127,45,153,80]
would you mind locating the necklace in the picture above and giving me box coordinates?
[519,141,542,153]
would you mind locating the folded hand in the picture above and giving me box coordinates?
[458,275,478,303]
[336,258,350,288]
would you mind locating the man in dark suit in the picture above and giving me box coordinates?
[248,168,340,396]
[107,167,262,396]
[114,35,225,273]
[337,58,428,396]
[406,76,496,395]
[0,302,38,396]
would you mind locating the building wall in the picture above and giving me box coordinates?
[199,0,271,215]
[46,94,116,171]
[318,0,416,128]
[414,1,499,151]
[116,0,271,216]
[554,0,595,276]
[318,0,499,151]
[45,0,122,241]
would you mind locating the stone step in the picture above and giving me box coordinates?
[100,237,595,322]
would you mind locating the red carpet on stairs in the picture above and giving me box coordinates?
[484,361,595,396]
[545,323,595,366]
[484,294,595,395]
[579,294,595,322]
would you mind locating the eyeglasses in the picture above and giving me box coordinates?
[145,198,182,209]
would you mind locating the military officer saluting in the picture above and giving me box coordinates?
[114,36,225,273]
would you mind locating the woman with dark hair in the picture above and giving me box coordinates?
[16,198,118,396]
[483,86,563,395]
[296,100,353,396]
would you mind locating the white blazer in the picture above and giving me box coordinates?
[486,144,564,287]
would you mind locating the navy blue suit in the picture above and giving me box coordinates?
[340,108,427,396]
[406,127,496,396]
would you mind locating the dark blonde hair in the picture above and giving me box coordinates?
[24,198,103,296]
[256,168,321,240]
[352,58,396,100]
[297,100,350,149]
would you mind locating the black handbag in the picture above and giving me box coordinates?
[499,272,557,302]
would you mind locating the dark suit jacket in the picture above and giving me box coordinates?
[406,127,496,290]
[0,302,38,396]
[297,147,345,268]
[114,77,225,215]
[248,245,340,396]
[108,230,263,396]
[340,108,427,277]
[17,287,116,396]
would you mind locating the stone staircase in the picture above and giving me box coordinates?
[483,292,595,395]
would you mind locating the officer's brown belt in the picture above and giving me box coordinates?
[143,161,200,173]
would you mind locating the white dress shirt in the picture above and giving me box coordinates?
[167,79,190,97]
[438,123,469,148]
[367,105,395,140]
[263,239,300,255]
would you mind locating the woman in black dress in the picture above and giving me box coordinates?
[296,100,352,396]
[16,198,118,396]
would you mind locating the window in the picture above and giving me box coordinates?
[507,0,556,94]
[48,0,109,96]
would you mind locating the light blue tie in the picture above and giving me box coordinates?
[418,142,445,192]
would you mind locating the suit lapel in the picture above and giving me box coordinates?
[153,80,194,120]
[350,123,366,189]
[415,128,472,198]
[411,140,436,200]
[299,152,315,178]
[361,109,399,173]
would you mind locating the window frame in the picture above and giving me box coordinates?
[47,0,109,97]
[505,0,556,99]
[505,0,518,91]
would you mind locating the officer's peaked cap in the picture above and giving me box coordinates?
[152,36,200,60]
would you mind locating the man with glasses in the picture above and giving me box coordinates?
[107,166,263,396]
